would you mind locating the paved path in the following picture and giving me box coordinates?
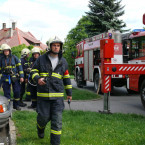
[18,79,145,116]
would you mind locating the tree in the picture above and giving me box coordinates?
[63,16,90,74]
[11,44,33,59]
[86,0,126,36]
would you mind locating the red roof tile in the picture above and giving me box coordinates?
[0,27,47,50]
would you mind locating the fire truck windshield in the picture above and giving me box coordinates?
[122,31,145,62]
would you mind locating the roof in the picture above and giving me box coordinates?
[0,27,47,50]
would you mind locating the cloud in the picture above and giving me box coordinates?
[0,0,89,43]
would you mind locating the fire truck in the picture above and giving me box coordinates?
[74,29,126,94]
[100,14,145,110]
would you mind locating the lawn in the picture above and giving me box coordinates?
[12,110,145,145]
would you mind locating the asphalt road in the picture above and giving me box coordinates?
[67,79,145,116]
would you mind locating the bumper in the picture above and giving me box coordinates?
[0,108,12,128]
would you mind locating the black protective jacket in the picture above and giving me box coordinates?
[30,51,72,100]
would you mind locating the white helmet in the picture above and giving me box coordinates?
[1,44,11,51]
[48,36,63,50]
[21,48,30,57]
[31,47,40,55]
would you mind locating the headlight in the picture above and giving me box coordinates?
[0,103,8,113]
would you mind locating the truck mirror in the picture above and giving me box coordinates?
[143,13,145,25]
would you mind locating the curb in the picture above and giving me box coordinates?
[9,118,16,145]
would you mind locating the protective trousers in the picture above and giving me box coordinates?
[3,80,20,108]
[37,98,64,145]
[27,83,37,107]
[20,81,26,101]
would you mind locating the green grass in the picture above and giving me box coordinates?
[0,87,100,100]
[12,110,145,145]
[70,75,74,79]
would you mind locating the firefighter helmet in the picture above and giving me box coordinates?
[21,48,30,57]
[49,36,63,50]
[1,44,11,51]
[31,47,40,54]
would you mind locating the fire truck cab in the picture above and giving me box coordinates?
[74,30,126,93]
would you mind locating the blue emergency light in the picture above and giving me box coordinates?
[132,29,145,32]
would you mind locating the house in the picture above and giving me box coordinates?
[0,22,47,50]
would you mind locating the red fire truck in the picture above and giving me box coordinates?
[74,30,126,93]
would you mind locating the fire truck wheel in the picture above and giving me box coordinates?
[76,72,83,88]
[94,73,101,94]
[140,80,145,108]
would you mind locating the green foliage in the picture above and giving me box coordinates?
[64,16,90,74]
[13,111,145,145]
[86,0,127,36]
[64,87,100,100]
[11,44,33,59]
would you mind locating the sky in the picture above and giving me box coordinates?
[0,0,145,44]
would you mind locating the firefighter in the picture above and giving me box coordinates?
[30,36,72,145]
[27,47,40,109]
[19,48,30,107]
[0,44,24,110]
[0,46,3,88]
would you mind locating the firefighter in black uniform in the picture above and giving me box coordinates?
[0,46,3,87]
[30,36,72,145]
[0,44,24,110]
[19,48,30,107]
[27,47,40,109]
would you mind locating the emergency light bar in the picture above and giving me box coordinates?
[132,29,145,32]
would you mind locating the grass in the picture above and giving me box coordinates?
[70,75,74,79]
[12,110,145,145]
[0,87,100,100]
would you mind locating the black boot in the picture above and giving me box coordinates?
[37,125,44,139]
[28,105,36,109]
[19,101,27,107]
[13,106,21,111]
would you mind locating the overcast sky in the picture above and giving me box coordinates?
[0,0,145,44]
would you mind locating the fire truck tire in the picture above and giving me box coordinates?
[94,73,101,94]
[76,72,83,88]
[140,80,145,108]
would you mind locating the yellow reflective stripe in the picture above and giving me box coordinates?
[51,129,61,135]
[32,73,39,79]
[26,92,31,95]
[8,99,10,102]
[19,71,24,74]
[16,63,21,66]
[5,66,12,69]
[14,98,20,101]
[31,69,39,72]
[37,123,45,129]
[5,79,9,82]
[52,73,62,79]
[63,74,70,79]
[65,85,72,89]
[37,92,64,97]
[0,68,1,70]
[40,73,49,77]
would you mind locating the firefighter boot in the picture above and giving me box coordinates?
[37,125,45,139]
[19,100,27,107]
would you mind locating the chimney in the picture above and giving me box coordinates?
[9,28,13,38]
[12,22,16,30]
[2,23,6,29]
